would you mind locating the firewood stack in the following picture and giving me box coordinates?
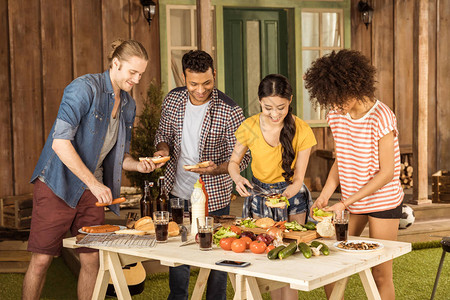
[400,154,413,189]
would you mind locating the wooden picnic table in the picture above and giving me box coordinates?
[63,236,411,300]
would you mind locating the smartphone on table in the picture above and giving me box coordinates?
[215,260,251,267]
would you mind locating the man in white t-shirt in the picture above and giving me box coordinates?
[154,50,250,300]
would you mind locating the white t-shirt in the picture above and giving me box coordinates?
[171,98,209,199]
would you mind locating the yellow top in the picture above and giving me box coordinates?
[235,113,317,183]
[193,179,202,189]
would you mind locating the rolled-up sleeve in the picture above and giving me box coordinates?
[53,78,93,140]
[53,119,79,140]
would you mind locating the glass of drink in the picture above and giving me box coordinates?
[153,211,170,243]
[333,210,350,241]
[170,198,184,224]
[196,216,214,251]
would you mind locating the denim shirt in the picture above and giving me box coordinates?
[30,70,136,215]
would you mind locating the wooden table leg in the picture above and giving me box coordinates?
[245,277,263,300]
[91,250,109,300]
[105,251,132,300]
[191,268,211,300]
[359,269,381,300]
[228,273,236,291]
[329,277,348,300]
[233,274,246,300]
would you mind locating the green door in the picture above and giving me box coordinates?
[224,8,290,184]
[224,8,289,118]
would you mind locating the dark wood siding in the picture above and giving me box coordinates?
[0,0,160,198]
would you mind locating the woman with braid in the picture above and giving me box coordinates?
[229,74,316,221]
[229,74,316,299]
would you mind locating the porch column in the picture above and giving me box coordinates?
[196,0,213,55]
[412,0,431,204]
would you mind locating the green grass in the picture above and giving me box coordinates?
[2,246,449,300]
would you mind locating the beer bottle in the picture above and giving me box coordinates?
[156,176,168,211]
[140,180,154,218]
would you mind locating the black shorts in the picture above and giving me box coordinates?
[357,202,403,219]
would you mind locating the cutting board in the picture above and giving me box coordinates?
[241,227,319,243]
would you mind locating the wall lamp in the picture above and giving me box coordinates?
[140,0,156,27]
[358,0,374,29]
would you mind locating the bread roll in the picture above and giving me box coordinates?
[168,221,180,237]
[136,222,155,234]
[255,217,275,229]
[135,216,152,229]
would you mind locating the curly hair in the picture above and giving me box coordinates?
[303,49,376,110]
[258,74,296,184]
[182,50,214,75]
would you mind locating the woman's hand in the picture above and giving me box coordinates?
[281,185,300,199]
[310,196,329,216]
[233,176,253,197]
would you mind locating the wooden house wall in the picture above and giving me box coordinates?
[351,0,449,176]
[0,0,161,198]
[1,0,448,198]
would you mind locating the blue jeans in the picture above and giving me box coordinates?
[168,197,229,300]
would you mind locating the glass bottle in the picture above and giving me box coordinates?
[156,176,168,211]
[140,180,154,218]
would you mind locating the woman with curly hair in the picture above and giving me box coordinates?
[304,49,404,299]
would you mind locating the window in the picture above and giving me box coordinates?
[301,10,344,121]
[166,5,216,91]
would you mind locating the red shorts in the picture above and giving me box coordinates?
[27,180,105,256]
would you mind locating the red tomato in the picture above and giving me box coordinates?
[229,225,242,236]
[240,236,252,249]
[265,245,276,253]
[220,237,236,251]
[231,239,247,253]
[250,240,267,254]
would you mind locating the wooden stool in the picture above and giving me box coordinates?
[430,237,450,300]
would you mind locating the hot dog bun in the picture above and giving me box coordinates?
[183,161,211,170]
[139,156,170,164]
[168,221,180,237]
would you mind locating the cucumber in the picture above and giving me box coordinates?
[304,222,316,230]
[278,242,297,260]
[267,245,286,260]
[310,241,330,256]
[298,242,312,259]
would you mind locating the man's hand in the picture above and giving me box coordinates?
[137,159,156,173]
[89,181,113,204]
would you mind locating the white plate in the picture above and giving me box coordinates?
[333,240,384,252]
[78,225,126,235]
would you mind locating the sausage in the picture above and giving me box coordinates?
[82,225,120,233]
[95,197,126,207]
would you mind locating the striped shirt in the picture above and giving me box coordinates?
[327,100,404,214]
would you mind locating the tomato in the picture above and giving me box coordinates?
[265,245,276,253]
[240,236,252,249]
[220,237,236,251]
[250,240,267,254]
[229,225,242,236]
[231,239,247,253]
